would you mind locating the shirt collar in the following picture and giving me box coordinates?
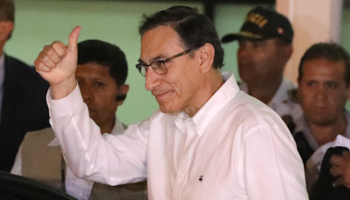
[110,117,125,135]
[294,115,319,150]
[294,110,350,150]
[175,74,239,137]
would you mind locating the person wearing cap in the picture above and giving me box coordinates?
[222,6,302,132]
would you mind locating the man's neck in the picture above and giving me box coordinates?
[308,115,347,146]
[246,77,283,105]
[99,117,116,135]
[184,70,224,117]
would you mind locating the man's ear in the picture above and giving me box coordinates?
[282,45,293,61]
[115,84,130,105]
[0,21,14,41]
[197,43,215,73]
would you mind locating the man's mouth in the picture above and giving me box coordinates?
[311,105,327,111]
[153,90,172,101]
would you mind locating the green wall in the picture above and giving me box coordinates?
[8,1,267,125]
[6,0,204,125]
[10,1,349,124]
[341,6,350,54]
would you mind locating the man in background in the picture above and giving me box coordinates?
[12,40,147,200]
[0,0,50,172]
[221,6,302,130]
[293,42,350,191]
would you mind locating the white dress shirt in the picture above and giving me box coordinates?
[11,118,125,200]
[240,77,302,122]
[63,118,125,200]
[48,75,308,200]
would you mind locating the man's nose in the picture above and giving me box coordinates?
[237,46,250,59]
[145,67,161,91]
[80,85,93,102]
[315,87,327,100]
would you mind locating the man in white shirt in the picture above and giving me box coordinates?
[34,6,308,199]
[12,40,147,200]
[222,7,302,129]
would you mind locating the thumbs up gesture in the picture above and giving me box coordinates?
[34,27,81,99]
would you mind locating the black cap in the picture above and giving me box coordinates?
[221,7,293,44]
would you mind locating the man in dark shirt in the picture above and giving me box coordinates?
[0,0,50,172]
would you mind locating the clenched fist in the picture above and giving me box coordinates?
[34,26,81,99]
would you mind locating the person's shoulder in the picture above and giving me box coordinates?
[226,91,282,125]
[5,55,32,70]
[5,55,49,90]
[221,94,291,143]
[5,54,43,75]
[287,88,298,103]
[24,128,55,141]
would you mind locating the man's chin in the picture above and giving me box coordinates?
[159,104,181,114]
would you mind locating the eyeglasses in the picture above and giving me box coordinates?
[136,49,192,77]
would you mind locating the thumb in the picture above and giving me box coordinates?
[68,26,81,53]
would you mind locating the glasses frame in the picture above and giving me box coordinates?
[136,49,192,77]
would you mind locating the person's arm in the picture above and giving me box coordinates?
[330,150,350,187]
[35,27,148,185]
[46,85,148,185]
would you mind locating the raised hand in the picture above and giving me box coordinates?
[34,26,81,99]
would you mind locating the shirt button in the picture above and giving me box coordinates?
[178,173,184,180]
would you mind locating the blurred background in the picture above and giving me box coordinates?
[5,0,349,124]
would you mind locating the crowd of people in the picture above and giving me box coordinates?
[1,0,350,199]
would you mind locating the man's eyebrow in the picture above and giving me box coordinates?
[138,58,145,64]
[325,80,338,84]
[150,55,167,62]
[138,54,167,64]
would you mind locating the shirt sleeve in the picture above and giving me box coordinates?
[47,85,148,186]
[243,125,308,200]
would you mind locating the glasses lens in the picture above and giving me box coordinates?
[141,67,146,76]
[151,61,167,75]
